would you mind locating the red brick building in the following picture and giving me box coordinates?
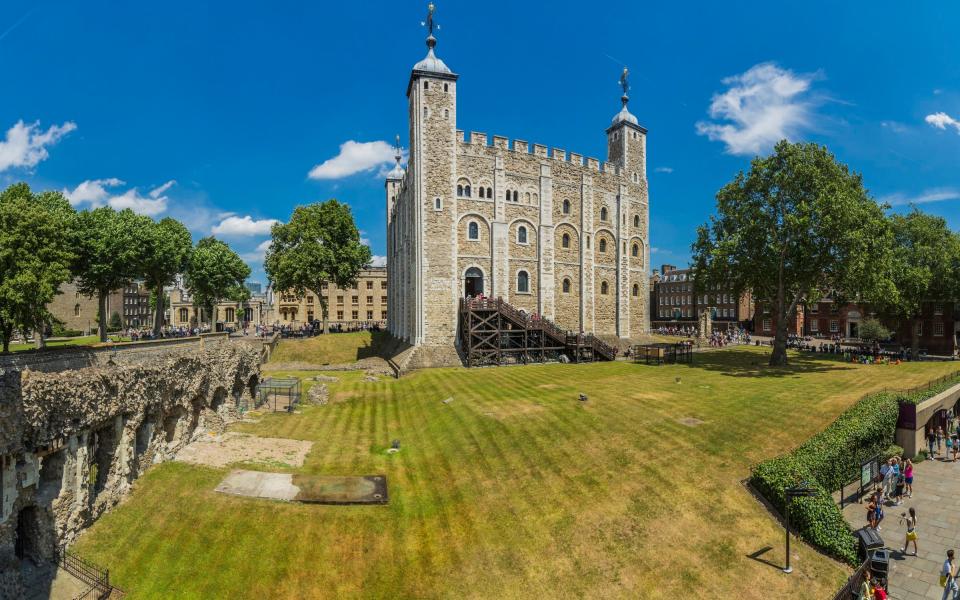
[651,264,753,330]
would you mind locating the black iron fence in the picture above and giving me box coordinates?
[831,559,870,600]
[57,547,125,599]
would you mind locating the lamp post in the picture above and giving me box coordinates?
[783,483,817,574]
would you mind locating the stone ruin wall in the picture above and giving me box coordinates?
[0,343,261,597]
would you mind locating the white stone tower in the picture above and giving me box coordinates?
[406,2,458,346]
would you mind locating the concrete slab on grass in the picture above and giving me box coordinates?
[215,469,300,501]
[215,469,389,504]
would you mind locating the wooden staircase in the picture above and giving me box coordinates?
[459,298,617,367]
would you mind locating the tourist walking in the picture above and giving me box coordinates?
[930,428,939,457]
[859,567,873,600]
[904,459,914,498]
[942,549,958,600]
[900,507,919,556]
[938,427,946,455]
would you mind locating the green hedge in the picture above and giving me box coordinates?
[752,375,960,565]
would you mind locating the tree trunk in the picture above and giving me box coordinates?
[97,290,108,342]
[153,286,165,335]
[911,317,920,359]
[321,296,329,334]
[769,277,789,367]
[34,324,45,350]
[0,320,11,353]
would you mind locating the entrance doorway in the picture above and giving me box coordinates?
[15,506,41,564]
[464,267,484,297]
[848,321,859,339]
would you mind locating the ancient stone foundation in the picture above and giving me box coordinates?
[0,343,261,597]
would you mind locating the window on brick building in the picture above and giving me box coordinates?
[352,310,358,320]
[830,320,839,333]
[633,215,639,228]
[810,320,819,332]
[381,296,387,304]
[366,296,373,304]
[562,278,571,293]
[916,322,923,336]
[485,187,492,198]
[517,271,529,293]
[517,226,528,244]
[381,281,387,289]
[562,199,570,214]
[632,284,639,297]
[352,296,358,304]
[468,221,479,240]
[762,319,772,332]
[74,304,80,316]
[478,187,485,198]
[599,238,606,253]
[600,207,608,222]
[934,303,944,315]
[381,311,387,320]
[366,281,373,289]
[367,311,373,320]
[337,311,344,320]
[512,190,519,202]
[561,233,570,248]
[600,281,609,295]
[434,197,442,211]
[632,243,639,257]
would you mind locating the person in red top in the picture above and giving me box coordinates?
[872,580,887,600]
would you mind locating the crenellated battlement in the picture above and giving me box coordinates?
[456,130,631,175]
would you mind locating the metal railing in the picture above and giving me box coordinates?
[58,547,125,599]
[831,559,870,600]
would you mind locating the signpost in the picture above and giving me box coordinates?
[783,483,817,574]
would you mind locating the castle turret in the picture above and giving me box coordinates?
[606,68,647,180]
[406,2,459,346]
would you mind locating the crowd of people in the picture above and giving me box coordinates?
[265,321,384,339]
[653,325,751,347]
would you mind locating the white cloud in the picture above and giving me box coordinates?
[308,140,401,180]
[880,121,908,133]
[240,240,272,264]
[654,167,674,173]
[212,215,279,236]
[63,179,173,216]
[696,62,817,155]
[369,255,386,267]
[925,112,960,134]
[878,187,960,206]
[0,119,77,172]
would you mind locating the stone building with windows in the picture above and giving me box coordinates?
[47,281,152,334]
[267,267,388,328]
[386,8,650,349]
[649,265,753,330]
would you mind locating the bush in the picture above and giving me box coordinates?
[51,322,84,337]
[752,378,960,566]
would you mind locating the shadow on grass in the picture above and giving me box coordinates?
[356,330,390,360]
[689,349,855,378]
[745,546,784,571]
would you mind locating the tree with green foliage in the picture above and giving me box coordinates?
[141,217,193,334]
[858,318,891,345]
[692,141,896,366]
[74,207,153,342]
[184,237,250,330]
[264,200,371,333]
[0,183,77,352]
[108,311,123,331]
[882,210,960,355]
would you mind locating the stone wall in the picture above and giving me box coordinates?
[0,343,260,597]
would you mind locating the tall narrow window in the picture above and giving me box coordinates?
[424,81,429,90]
[479,187,485,199]
[562,233,570,248]
[634,215,640,227]
[562,278,571,293]
[434,197,442,210]
[423,106,428,118]
[457,184,463,196]
[468,221,479,240]
[599,238,607,253]
[562,199,570,214]
[464,185,471,197]
[444,108,449,120]
[632,243,639,257]
[517,271,530,293]
[600,207,608,221]
[525,192,531,203]
[517,225,528,244]
[632,284,639,297]
[443,83,449,92]
[486,187,492,198]
[601,281,609,295]
[512,191,519,202]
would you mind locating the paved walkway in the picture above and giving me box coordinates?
[841,456,960,599]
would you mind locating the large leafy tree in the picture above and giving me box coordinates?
[265,200,371,333]
[142,217,193,334]
[184,237,250,329]
[692,141,895,366]
[74,207,153,342]
[0,183,76,352]
[881,210,960,355]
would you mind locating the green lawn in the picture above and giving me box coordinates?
[268,330,389,365]
[7,334,129,353]
[72,349,960,599]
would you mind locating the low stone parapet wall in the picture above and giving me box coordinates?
[895,381,960,457]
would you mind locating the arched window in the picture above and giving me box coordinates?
[423,106,428,118]
[600,281,609,295]
[632,243,639,257]
[561,233,570,248]
[562,199,570,214]
[632,284,639,297]
[517,225,528,244]
[517,271,529,293]
[505,189,511,201]
[562,278,571,293]
[74,304,80,316]
[468,221,479,240]
[465,185,471,197]
[478,187,485,199]
[486,187,492,198]
[525,192,531,203]
[457,179,471,198]
[443,83,449,92]
[512,190,519,202]
[457,184,463,196]
[533,193,539,203]
[600,207,608,221]
[633,215,640,228]
[444,109,449,120]
[434,197,442,210]
[599,238,607,253]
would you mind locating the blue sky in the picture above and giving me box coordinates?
[2,1,958,285]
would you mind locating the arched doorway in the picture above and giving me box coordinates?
[15,506,43,564]
[464,267,484,297]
